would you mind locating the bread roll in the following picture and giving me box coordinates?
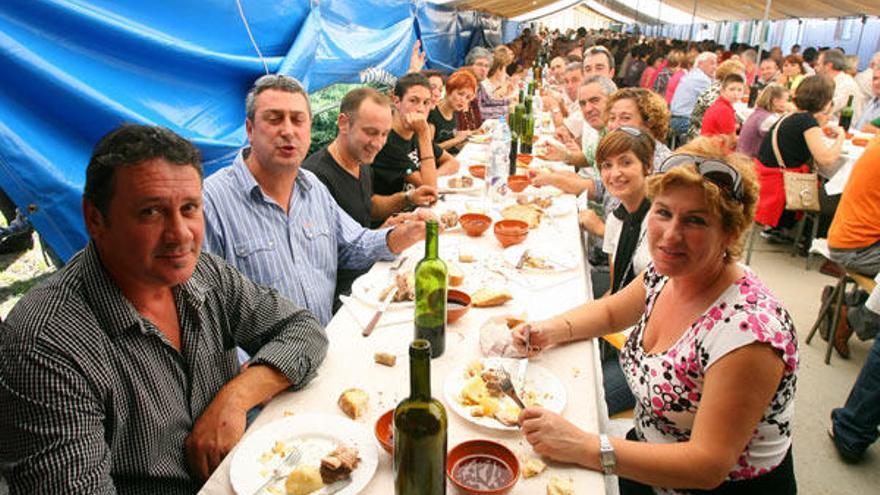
[522,457,547,478]
[337,388,369,419]
[547,475,574,495]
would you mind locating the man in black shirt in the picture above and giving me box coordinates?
[371,73,459,196]
[302,87,437,309]
[303,87,437,226]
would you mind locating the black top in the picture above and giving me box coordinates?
[302,146,374,306]
[611,198,650,294]
[371,129,443,196]
[757,112,819,168]
[302,146,373,228]
[428,107,458,152]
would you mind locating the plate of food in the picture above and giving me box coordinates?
[350,267,415,309]
[443,357,566,431]
[229,413,378,495]
[439,175,485,194]
[503,244,578,273]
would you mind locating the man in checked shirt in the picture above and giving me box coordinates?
[0,124,328,494]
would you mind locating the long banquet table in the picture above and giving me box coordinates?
[200,141,610,494]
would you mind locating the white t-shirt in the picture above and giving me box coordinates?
[602,208,651,279]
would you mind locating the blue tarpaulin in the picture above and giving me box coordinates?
[0,0,514,262]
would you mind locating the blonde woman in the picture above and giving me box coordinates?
[513,138,798,494]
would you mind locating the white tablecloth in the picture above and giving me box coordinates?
[199,143,609,494]
[824,135,870,195]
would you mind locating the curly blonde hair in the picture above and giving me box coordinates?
[646,137,759,262]
[605,88,670,142]
[715,59,745,81]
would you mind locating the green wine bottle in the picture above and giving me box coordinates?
[393,339,448,495]
[414,219,447,358]
[839,94,855,132]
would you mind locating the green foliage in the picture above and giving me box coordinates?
[307,82,391,155]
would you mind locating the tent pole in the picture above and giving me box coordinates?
[758,0,772,57]
[856,15,867,56]
[688,0,698,49]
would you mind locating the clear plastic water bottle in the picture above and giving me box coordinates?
[488,116,510,203]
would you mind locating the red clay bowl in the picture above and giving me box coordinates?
[460,213,492,237]
[507,175,530,193]
[516,154,534,167]
[493,219,529,248]
[447,439,520,495]
[375,409,394,454]
[469,164,487,179]
[447,289,472,324]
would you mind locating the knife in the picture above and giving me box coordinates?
[363,286,398,337]
[515,248,530,270]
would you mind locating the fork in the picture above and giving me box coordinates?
[493,366,526,410]
[252,446,302,495]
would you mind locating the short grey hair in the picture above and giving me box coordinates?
[465,47,492,66]
[245,74,310,120]
[821,48,848,71]
[740,49,757,64]
[695,51,717,67]
[584,45,616,73]
[582,75,617,96]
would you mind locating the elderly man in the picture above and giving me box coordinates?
[543,62,585,137]
[203,75,428,326]
[301,87,437,308]
[854,68,880,133]
[855,52,880,108]
[0,124,328,493]
[817,48,864,121]
[669,51,718,135]
[466,46,508,122]
[755,57,781,91]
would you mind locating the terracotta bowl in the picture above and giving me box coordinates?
[469,164,487,179]
[447,439,520,495]
[852,137,869,147]
[516,153,534,168]
[447,289,471,324]
[459,213,492,237]
[507,175,530,193]
[493,220,529,248]
[845,131,855,140]
[375,409,394,454]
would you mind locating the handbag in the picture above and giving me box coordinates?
[772,114,821,211]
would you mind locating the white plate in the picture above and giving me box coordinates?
[545,201,574,217]
[502,244,578,273]
[443,357,567,431]
[229,414,378,495]
[439,175,485,195]
[350,267,415,309]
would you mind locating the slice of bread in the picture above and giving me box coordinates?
[447,261,465,286]
[471,288,512,307]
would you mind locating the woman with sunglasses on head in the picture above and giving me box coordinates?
[512,138,798,494]
[594,127,655,416]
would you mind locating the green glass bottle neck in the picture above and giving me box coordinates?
[424,220,439,259]
[409,340,432,400]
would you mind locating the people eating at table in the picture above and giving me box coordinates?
[301,87,438,307]
[686,58,746,139]
[202,75,429,326]
[513,138,798,493]
[736,84,789,158]
[700,73,746,149]
[428,69,479,153]
[0,124,330,493]
[370,72,460,196]
[754,74,844,238]
[593,127,655,416]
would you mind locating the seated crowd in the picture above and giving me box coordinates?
[2,26,880,495]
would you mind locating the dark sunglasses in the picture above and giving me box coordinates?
[658,154,744,202]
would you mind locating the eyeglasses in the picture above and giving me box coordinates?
[658,154,744,202]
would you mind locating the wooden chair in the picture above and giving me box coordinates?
[806,262,877,364]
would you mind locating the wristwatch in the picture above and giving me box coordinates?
[598,434,616,475]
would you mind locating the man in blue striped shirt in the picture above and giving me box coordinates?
[203,75,428,325]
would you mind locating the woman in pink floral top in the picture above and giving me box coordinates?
[512,138,798,494]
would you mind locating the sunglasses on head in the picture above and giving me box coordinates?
[616,126,647,138]
[658,154,744,202]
